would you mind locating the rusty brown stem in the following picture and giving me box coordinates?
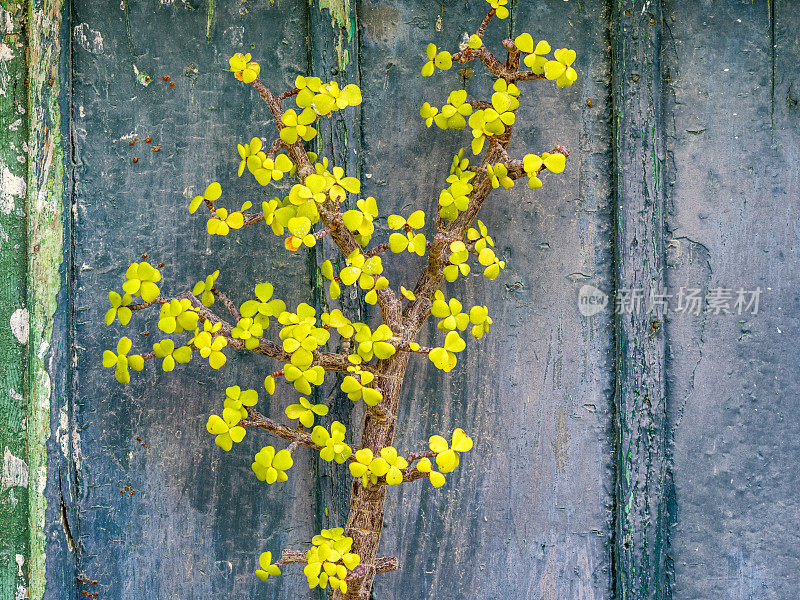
[347,557,399,580]
[275,551,398,578]
[241,408,319,449]
[242,211,266,227]
[486,135,511,162]
[276,87,300,103]
[364,242,391,257]
[211,287,241,321]
[266,138,286,159]
[129,293,361,374]
[467,100,492,110]
[249,79,403,331]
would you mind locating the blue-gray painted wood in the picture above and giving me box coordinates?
[610,1,671,598]
[42,0,800,599]
[57,1,321,598]
[358,2,614,598]
[49,0,615,598]
[664,1,800,598]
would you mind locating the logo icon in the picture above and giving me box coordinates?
[578,284,608,317]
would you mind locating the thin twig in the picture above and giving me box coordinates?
[506,144,570,181]
[467,100,492,110]
[266,138,285,159]
[514,70,547,82]
[405,450,436,464]
[276,87,300,103]
[129,292,366,374]
[242,408,319,448]
[212,287,242,321]
[394,343,432,355]
[243,211,266,227]
[347,557,399,580]
[486,135,511,162]
[364,242,390,258]
[277,549,307,565]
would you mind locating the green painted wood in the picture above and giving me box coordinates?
[1,1,65,599]
[0,2,31,599]
[610,1,670,598]
[25,2,66,598]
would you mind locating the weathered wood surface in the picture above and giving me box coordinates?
[50,0,615,599]
[1,1,65,600]
[610,1,670,598]
[6,0,794,599]
[358,2,614,598]
[664,1,800,598]
[0,3,31,599]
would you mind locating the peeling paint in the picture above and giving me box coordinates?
[0,164,25,214]
[1,447,28,489]
[9,308,28,344]
[315,0,354,70]
[1,2,30,598]
[73,22,104,54]
[24,2,66,598]
[57,406,81,472]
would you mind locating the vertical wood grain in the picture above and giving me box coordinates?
[0,2,31,598]
[665,1,800,598]
[610,1,670,598]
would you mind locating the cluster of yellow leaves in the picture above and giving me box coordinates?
[417,428,474,486]
[468,79,520,155]
[388,210,427,255]
[421,43,453,77]
[513,35,577,87]
[523,151,566,189]
[188,181,252,236]
[439,149,476,220]
[349,446,409,486]
[237,137,294,186]
[229,53,260,83]
[303,528,361,593]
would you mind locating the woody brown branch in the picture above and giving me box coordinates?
[241,408,319,449]
[128,293,366,374]
[276,550,398,577]
[250,79,403,332]
[211,287,241,321]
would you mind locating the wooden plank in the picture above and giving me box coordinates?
[1,1,65,599]
[610,1,670,598]
[57,1,617,599]
[61,2,319,598]
[0,3,31,599]
[25,2,67,598]
[356,1,615,597]
[306,0,365,535]
[664,0,800,597]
